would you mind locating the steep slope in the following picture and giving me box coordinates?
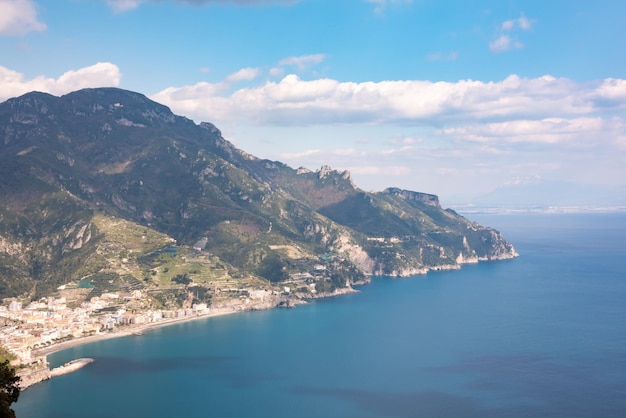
[0,88,517,300]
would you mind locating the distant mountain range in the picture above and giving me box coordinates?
[0,88,517,300]
[450,179,626,212]
[485,178,625,207]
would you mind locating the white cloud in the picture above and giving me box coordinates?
[279,149,319,159]
[0,60,622,202]
[491,14,534,53]
[438,118,604,143]
[380,145,413,155]
[501,19,515,31]
[591,78,626,105]
[153,72,625,198]
[152,81,226,108]
[348,165,411,176]
[0,62,121,102]
[501,15,533,32]
[0,0,47,35]
[226,67,260,83]
[5,62,618,200]
[269,67,285,78]
[439,117,624,146]
[489,35,523,53]
[268,54,325,79]
[517,15,533,30]
[152,73,620,127]
[277,54,326,71]
[106,0,141,13]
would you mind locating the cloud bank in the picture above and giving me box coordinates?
[0,0,47,35]
[1,61,622,153]
[152,73,625,129]
[0,62,121,101]
[0,61,623,199]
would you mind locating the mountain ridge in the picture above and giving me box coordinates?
[0,87,517,303]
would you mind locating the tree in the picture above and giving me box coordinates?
[0,359,20,418]
[172,273,191,285]
[257,253,288,283]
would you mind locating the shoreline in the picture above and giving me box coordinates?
[20,259,510,388]
[32,308,240,358]
[31,287,363,359]
[23,250,518,361]
[20,307,253,389]
[20,307,262,390]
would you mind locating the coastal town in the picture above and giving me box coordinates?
[1,292,207,361]
[0,283,301,388]
[0,253,360,390]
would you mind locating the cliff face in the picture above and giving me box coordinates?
[17,362,50,389]
[0,88,517,299]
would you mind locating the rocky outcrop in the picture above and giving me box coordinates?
[477,230,519,260]
[17,361,51,389]
[383,187,440,207]
[330,231,376,273]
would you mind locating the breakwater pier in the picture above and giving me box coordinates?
[50,358,94,377]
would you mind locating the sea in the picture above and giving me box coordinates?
[14,213,626,418]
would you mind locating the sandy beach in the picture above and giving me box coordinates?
[31,287,356,358]
[33,308,239,358]
[21,288,352,389]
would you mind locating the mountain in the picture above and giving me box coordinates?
[0,88,517,303]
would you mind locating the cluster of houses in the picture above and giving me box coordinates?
[0,259,340,368]
[0,293,209,366]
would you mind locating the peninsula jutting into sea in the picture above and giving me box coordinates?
[0,88,517,387]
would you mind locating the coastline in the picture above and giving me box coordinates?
[16,283,359,389]
[19,256,515,388]
[32,308,240,358]
[20,307,258,389]
[31,287,362,359]
[18,302,266,390]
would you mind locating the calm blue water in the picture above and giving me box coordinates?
[15,213,626,417]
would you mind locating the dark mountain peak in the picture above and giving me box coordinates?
[200,121,222,136]
[6,88,161,113]
[59,87,180,126]
[7,90,57,106]
[63,87,160,109]
[1,91,58,125]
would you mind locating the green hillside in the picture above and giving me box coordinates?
[0,88,517,303]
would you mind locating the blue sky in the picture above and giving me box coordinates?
[1,0,625,206]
